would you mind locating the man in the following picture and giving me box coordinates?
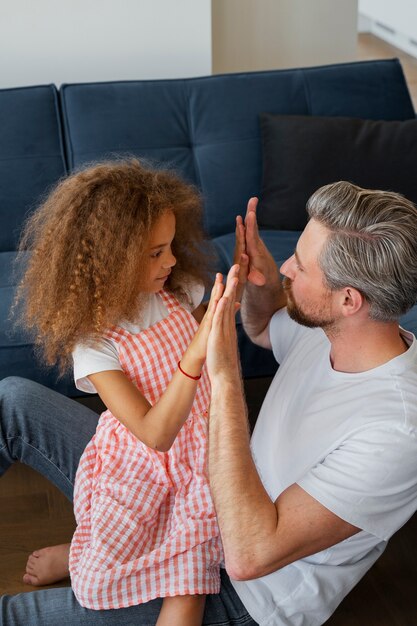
[0,181,416,624]
[206,181,417,625]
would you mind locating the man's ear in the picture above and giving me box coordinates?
[340,287,364,317]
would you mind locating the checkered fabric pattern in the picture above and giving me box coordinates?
[69,290,222,609]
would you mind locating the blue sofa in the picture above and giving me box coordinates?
[1,58,417,396]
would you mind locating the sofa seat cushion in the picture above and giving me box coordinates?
[257,113,417,231]
[0,251,76,395]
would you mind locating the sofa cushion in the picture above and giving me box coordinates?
[400,307,417,336]
[189,58,415,238]
[61,59,415,240]
[0,85,67,251]
[301,59,414,119]
[257,113,417,231]
[0,85,71,392]
[0,251,76,394]
[60,72,308,239]
[60,80,200,185]
[189,70,308,238]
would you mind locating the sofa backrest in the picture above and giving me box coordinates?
[0,59,415,394]
[60,59,415,239]
[0,85,67,252]
[0,84,68,391]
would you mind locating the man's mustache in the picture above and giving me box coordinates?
[282,277,292,291]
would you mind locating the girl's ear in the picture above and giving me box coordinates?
[340,287,364,317]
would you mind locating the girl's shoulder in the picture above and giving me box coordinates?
[72,336,122,394]
[70,298,161,393]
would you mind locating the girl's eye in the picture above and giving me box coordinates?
[151,250,163,258]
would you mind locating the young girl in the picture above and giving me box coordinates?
[15,159,225,625]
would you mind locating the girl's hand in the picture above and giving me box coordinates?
[187,272,225,363]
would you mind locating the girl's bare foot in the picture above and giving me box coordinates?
[23,543,70,586]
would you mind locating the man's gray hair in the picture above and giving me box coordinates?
[307,181,417,321]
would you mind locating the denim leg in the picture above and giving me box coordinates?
[204,570,258,625]
[0,588,162,626]
[0,377,99,500]
[0,570,257,626]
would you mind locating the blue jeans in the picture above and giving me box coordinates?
[0,377,257,626]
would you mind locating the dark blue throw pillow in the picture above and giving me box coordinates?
[257,113,417,231]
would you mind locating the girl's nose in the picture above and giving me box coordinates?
[164,252,176,269]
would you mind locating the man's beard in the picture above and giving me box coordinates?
[282,277,338,331]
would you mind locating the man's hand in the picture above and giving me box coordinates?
[206,265,240,382]
[234,198,286,348]
[234,214,249,302]
[244,197,280,287]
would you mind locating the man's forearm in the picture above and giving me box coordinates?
[209,374,279,580]
[241,280,286,345]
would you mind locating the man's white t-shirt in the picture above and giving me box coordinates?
[73,284,205,393]
[232,308,417,626]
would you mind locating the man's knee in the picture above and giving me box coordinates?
[0,376,39,403]
[0,376,28,400]
[0,377,51,426]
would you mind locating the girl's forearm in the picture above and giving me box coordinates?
[131,348,204,452]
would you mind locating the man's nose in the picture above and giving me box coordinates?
[280,254,294,278]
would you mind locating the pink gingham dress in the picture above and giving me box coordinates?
[69,290,222,610]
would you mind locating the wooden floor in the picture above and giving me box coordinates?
[1,32,417,623]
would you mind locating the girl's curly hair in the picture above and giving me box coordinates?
[14,159,214,374]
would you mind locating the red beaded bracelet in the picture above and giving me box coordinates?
[178,361,201,380]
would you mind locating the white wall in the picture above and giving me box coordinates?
[0,0,212,88]
[212,0,358,74]
[359,0,417,58]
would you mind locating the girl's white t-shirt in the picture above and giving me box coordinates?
[73,283,205,394]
